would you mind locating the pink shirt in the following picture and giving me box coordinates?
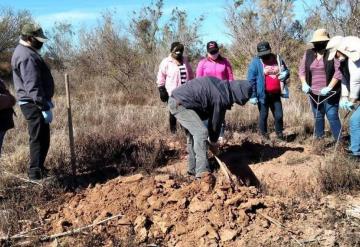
[156,56,194,96]
[196,57,234,80]
[299,52,342,95]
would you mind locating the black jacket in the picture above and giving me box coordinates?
[0,80,15,131]
[171,77,252,142]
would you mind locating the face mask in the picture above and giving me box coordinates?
[30,37,44,50]
[209,52,219,60]
[260,54,272,60]
[313,42,327,52]
[171,51,183,60]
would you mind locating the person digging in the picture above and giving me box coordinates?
[168,76,253,188]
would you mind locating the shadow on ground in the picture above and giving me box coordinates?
[212,141,304,187]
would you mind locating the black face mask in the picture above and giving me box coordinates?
[30,37,44,50]
[171,51,183,61]
[313,42,327,52]
[260,54,272,60]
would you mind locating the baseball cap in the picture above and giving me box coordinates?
[257,41,271,56]
[21,23,48,43]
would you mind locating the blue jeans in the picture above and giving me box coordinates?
[0,131,6,157]
[258,94,283,136]
[309,95,341,140]
[349,105,360,156]
[168,97,210,177]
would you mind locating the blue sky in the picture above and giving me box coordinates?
[1,0,313,45]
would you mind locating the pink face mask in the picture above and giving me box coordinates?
[209,52,219,60]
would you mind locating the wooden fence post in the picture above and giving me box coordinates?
[65,73,76,177]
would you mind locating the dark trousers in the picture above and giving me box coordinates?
[169,112,177,133]
[20,104,50,175]
[258,93,283,135]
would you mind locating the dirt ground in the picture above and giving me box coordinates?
[2,133,360,246]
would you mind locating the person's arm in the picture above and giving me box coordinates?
[246,59,258,98]
[225,59,234,80]
[280,58,290,81]
[349,60,360,102]
[156,59,167,87]
[298,53,307,84]
[196,59,205,78]
[208,102,226,142]
[326,58,342,90]
[19,57,49,110]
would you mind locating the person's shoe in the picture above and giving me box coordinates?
[276,133,285,141]
[28,169,43,181]
[187,171,195,177]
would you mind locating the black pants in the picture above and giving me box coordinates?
[169,112,177,133]
[20,103,50,175]
[258,93,283,136]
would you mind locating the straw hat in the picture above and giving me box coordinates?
[337,36,360,62]
[310,28,330,43]
[327,36,344,60]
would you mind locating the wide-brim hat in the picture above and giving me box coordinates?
[337,36,360,62]
[21,23,48,43]
[326,36,344,60]
[310,28,330,43]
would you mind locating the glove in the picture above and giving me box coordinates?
[249,97,258,105]
[42,110,53,124]
[320,86,332,96]
[345,101,355,111]
[158,86,169,102]
[302,82,311,94]
[339,98,349,110]
[278,71,287,81]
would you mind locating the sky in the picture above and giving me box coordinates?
[1,0,313,45]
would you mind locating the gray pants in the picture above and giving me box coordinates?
[168,97,210,177]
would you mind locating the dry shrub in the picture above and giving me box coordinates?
[318,155,360,193]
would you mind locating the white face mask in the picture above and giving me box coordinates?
[209,52,219,60]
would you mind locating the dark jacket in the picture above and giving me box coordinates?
[247,54,290,104]
[0,80,15,131]
[11,43,54,110]
[171,77,252,142]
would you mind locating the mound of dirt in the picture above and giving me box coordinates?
[37,136,359,246]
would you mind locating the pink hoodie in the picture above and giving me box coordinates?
[156,55,194,96]
[196,56,234,80]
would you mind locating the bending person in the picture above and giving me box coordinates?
[328,36,360,159]
[168,77,252,183]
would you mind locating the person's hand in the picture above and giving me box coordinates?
[320,86,332,96]
[301,82,311,94]
[339,97,349,110]
[42,110,53,124]
[278,71,287,81]
[345,101,355,111]
[158,86,169,102]
[249,97,258,105]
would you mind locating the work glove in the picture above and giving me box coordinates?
[278,71,287,81]
[302,82,311,94]
[339,98,349,110]
[345,101,355,111]
[42,110,53,124]
[320,86,332,96]
[158,86,169,102]
[249,97,258,105]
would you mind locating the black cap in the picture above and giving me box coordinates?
[207,41,219,54]
[257,41,271,57]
